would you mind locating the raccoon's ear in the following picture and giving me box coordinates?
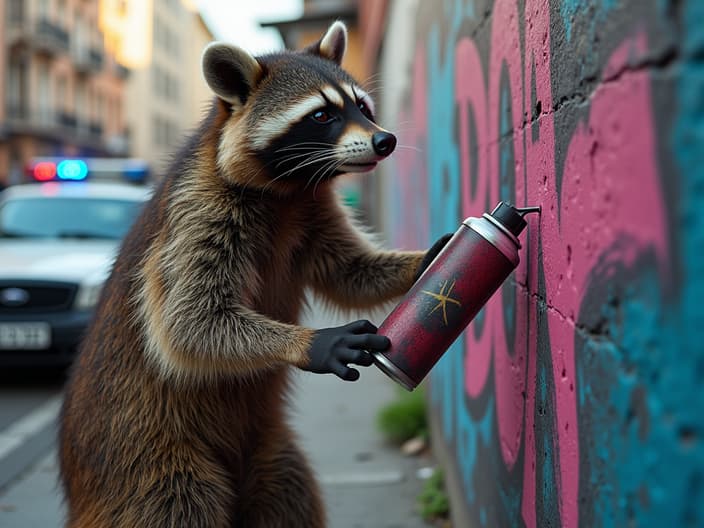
[304,20,347,65]
[202,42,263,106]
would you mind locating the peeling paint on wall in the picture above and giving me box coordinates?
[378,0,704,526]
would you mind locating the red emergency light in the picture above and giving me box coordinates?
[33,161,58,181]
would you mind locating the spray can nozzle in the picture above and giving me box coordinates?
[488,202,541,237]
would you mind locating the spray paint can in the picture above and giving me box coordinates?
[372,202,540,391]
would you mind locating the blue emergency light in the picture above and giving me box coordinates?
[56,160,89,181]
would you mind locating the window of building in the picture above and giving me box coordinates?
[114,97,122,130]
[151,64,178,102]
[107,96,114,130]
[153,115,164,146]
[151,64,161,96]
[75,81,87,128]
[169,74,179,101]
[153,115,177,147]
[153,16,163,50]
[37,0,49,18]
[152,15,180,58]
[87,86,94,121]
[164,24,179,58]
[74,10,88,52]
[57,0,67,25]
[38,63,51,124]
[97,92,104,125]
[7,60,27,117]
[172,32,180,58]
[7,0,24,24]
[56,75,67,112]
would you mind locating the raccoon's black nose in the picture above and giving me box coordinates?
[372,132,397,157]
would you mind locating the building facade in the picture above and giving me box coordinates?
[122,0,214,177]
[0,0,129,187]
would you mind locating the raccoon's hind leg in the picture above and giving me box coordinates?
[238,437,326,528]
[65,460,236,528]
[129,471,236,528]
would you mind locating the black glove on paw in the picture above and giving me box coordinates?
[413,233,454,282]
[303,320,390,381]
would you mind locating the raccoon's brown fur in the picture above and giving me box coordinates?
[59,22,425,527]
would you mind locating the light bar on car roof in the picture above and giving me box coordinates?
[29,157,149,184]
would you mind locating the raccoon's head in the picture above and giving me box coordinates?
[202,21,396,193]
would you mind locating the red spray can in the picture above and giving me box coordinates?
[372,202,540,391]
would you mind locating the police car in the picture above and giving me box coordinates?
[0,158,151,367]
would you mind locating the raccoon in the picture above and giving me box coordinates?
[59,21,448,528]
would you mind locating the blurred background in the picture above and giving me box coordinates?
[0,0,316,184]
[3,0,703,526]
[0,2,439,527]
[0,0,387,210]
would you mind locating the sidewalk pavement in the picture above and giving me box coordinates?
[0,301,432,528]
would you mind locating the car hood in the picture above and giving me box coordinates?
[0,239,118,283]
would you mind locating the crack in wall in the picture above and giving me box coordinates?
[550,42,680,117]
[465,4,495,43]
[476,42,683,148]
[512,279,626,350]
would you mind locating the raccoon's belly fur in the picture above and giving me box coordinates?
[59,266,318,527]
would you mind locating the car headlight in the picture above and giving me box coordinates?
[74,281,105,310]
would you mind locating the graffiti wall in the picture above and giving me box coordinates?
[376,0,703,526]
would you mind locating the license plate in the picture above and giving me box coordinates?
[0,323,51,350]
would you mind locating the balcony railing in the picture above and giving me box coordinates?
[5,103,29,120]
[115,64,130,79]
[3,103,110,152]
[58,111,78,130]
[34,18,70,53]
[4,103,57,128]
[72,46,92,72]
[89,49,104,70]
[72,46,105,74]
[6,16,70,54]
[89,121,104,137]
[6,0,24,26]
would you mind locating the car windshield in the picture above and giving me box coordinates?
[0,197,143,240]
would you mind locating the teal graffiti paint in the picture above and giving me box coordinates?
[560,0,618,41]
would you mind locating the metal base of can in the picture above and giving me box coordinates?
[371,353,418,391]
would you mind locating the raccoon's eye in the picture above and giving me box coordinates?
[311,110,333,123]
[358,101,374,121]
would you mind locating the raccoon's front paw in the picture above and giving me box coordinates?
[413,233,454,282]
[303,320,390,381]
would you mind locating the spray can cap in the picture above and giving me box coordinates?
[489,202,541,237]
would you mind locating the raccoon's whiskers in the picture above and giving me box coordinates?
[312,158,345,198]
[239,147,333,197]
[307,156,338,192]
[364,84,385,97]
[264,150,342,195]
[277,150,342,180]
[275,141,338,153]
[395,144,422,153]
[362,73,383,90]
[273,149,330,169]
[306,150,347,192]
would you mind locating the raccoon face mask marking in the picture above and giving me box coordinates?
[202,21,397,192]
